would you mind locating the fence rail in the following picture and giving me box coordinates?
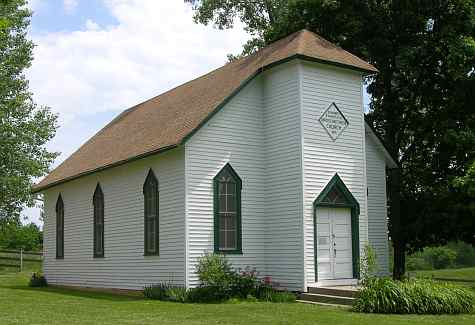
[0,249,43,272]
[0,249,43,256]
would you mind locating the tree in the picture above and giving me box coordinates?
[0,0,58,221]
[0,220,42,251]
[187,0,475,279]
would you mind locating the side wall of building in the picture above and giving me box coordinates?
[42,148,186,290]
[184,77,267,288]
[262,63,304,290]
[185,62,304,290]
[300,61,368,286]
[365,132,390,275]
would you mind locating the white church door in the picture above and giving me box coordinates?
[316,207,353,280]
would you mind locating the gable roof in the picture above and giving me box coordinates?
[33,29,377,193]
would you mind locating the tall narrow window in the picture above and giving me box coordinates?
[93,183,104,257]
[214,164,242,254]
[56,194,64,259]
[143,169,159,255]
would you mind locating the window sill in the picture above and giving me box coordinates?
[214,249,243,255]
[144,253,160,257]
[93,255,105,258]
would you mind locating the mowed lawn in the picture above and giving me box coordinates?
[415,267,475,291]
[0,273,474,325]
[415,267,475,281]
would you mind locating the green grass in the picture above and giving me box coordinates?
[0,273,474,324]
[415,267,475,281]
[414,267,475,291]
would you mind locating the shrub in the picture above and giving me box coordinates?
[353,278,474,314]
[29,273,47,287]
[28,272,47,287]
[166,286,188,303]
[267,291,297,303]
[360,244,378,284]
[196,253,234,289]
[229,267,260,298]
[424,246,457,269]
[406,256,433,271]
[143,283,188,302]
[186,286,229,303]
[143,283,170,300]
[449,241,475,267]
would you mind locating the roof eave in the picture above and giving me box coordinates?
[364,121,399,169]
[32,144,179,193]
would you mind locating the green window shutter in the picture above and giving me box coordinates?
[56,194,64,259]
[213,163,242,254]
[93,183,105,258]
[143,169,159,256]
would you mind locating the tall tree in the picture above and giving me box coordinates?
[187,0,475,278]
[0,0,58,221]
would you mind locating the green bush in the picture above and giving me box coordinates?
[360,244,378,284]
[266,291,297,303]
[353,278,474,314]
[28,272,47,287]
[166,286,188,303]
[449,241,475,267]
[143,283,170,300]
[196,253,234,289]
[186,286,229,303]
[144,254,296,304]
[424,247,457,269]
[406,246,458,271]
[229,267,260,298]
[406,256,433,271]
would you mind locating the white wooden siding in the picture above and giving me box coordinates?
[185,77,268,288]
[365,132,390,275]
[300,61,368,286]
[42,147,185,290]
[185,62,304,291]
[262,63,303,291]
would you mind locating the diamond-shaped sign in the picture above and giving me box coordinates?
[319,102,349,141]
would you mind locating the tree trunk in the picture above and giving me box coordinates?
[389,168,405,279]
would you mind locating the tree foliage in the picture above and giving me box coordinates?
[0,0,58,221]
[188,0,475,277]
[0,219,42,251]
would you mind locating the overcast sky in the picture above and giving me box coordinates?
[23,0,249,226]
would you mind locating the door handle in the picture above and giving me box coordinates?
[334,248,337,257]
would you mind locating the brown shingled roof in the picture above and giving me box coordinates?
[33,29,377,192]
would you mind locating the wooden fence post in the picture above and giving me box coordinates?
[20,248,23,272]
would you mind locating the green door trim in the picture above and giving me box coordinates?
[313,173,360,282]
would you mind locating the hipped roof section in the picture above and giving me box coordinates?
[34,29,377,192]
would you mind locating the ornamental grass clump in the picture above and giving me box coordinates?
[353,278,474,314]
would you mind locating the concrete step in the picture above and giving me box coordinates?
[307,286,358,298]
[298,292,355,306]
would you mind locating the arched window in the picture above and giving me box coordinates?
[214,164,242,254]
[143,169,159,255]
[56,194,64,259]
[93,183,104,257]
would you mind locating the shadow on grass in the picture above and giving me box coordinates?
[5,284,144,302]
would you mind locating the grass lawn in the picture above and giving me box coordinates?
[415,267,475,291]
[0,272,474,325]
[415,267,475,281]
